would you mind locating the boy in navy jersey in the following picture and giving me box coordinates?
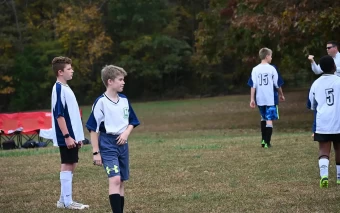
[250,48,285,148]
[86,65,140,213]
[309,55,340,188]
[51,56,89,209]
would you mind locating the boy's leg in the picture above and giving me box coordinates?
[265,120,273,148]
[264,106,278,148]
[100,133,123,213]
[332,142,340,184]
[109,177,122,213]
[258,106,267,147]
[118,143,129,213]
[318,141,332,188]
[58,146,78,207]
[60,163,74,207]
[120,182,125,213]
[261,119,266,147]
[58,146,88,209]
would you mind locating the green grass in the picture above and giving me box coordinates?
[2,90,338,213]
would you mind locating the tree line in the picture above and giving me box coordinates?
[1,0,339,112]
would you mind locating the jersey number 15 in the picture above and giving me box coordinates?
[258,74,268,86]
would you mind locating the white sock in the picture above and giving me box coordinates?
[59,172,64,203]
[337,165,340,180]
[319,159,329,178]
[60,171,73,206]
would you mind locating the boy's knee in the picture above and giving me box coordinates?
[109,176,121,186]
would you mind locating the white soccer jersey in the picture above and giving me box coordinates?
[251,63,279,106]
[51,81,84,146]
[309,74,340,134]
[86,93,140,135]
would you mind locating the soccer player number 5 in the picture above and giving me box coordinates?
[325,88,334,106]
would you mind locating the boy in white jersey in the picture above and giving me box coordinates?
[309,55,340,188]
[250,48,285,148]
[86,65,140,213]
[51,56,89,209]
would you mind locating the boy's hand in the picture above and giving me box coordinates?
[65,137,77,149]
[93,154,102,166]
[308,55,314,62]
[77,141,83,149]
[117,131,129,145]
[250,100,256,108]
[280,95,285,101]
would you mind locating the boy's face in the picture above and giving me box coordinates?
[108,74,125,92]
[58,64,74,81]
[266,54,272,63]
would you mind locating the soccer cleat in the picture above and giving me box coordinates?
[264,143,268,149]
[66,202,90,210]
[261,140,266,148]
[58,201,89,210]
[320,176,329,188]
[337,179,340,185]
[57,201,65,209]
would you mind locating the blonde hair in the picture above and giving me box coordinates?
[101,65,127,87]
[259,48,272,60]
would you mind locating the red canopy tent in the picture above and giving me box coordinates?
[0,110,82,148]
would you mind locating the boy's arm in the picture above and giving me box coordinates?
[250,69,256,108]
[57,117,77,149]
[308,55,323,74]
[117,125,134,145]
[85,99,104,164]
[117,103,140,145]
[250,87,256,108]
[53,86,76,149]
[277,87,285,101]
[90,131,102,166]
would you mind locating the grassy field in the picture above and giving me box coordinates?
[2,90,340,213]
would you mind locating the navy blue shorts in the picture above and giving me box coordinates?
[99,132,129,181]
[258,105,279,121]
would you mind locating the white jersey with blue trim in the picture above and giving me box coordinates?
[251,63,279,106]
[86,93,140,135]
[309,74,340,134]
[51,81,84,146]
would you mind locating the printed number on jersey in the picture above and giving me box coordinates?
[325,88,334,106]
[258,74,269,86]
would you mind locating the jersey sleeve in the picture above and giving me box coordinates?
[247,76,253,87]
[272,65,284,87]
[308,84,316,110]
[311,62,323,75]
[128,102,140,128]
[53,84,66,119]
[272,68,279,88]
[86,99,104,132]
[251,69,256,88]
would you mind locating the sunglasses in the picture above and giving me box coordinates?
[327,46,335,50]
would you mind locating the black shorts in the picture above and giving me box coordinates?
[314,133,340,142]
[59,146,79,164]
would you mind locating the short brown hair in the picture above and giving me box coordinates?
[101,65,127,87]
[52,56,72,76]
[259,48,272,60]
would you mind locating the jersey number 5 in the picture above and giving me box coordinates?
[258,74,268,86]
[325,88,334,106]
